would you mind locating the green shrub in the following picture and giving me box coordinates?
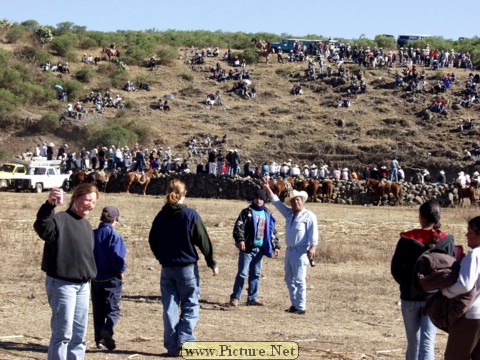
[62,79,85,102]
[88,124,138,149]
[76,68,96,83]
[156,47,178,66]
[0,88,19,116]
[51,34,79,57]
[32,112,60,133]
[78,37,98,50]
[242,48,259,64]
[6,25,27,43]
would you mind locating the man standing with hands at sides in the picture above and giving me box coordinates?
[262,181,318,315]
[149,179,218,357]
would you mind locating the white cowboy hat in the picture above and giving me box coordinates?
[459,171,465,176]
[310,164,317,169]
[474,171,479,176]
[284,190,308,205]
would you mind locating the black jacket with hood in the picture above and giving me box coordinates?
[391,229,455,301]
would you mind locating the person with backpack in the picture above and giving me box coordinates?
[391,200,455,360]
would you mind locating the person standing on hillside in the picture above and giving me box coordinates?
[229,188,280,307]
[262,182,318,315]
[34,184,99,360]
[91,206,126,351]
[149,179,218,357]
[390,158,400,182]
[230,149,240,176]
[391,200,455,360]
[47,143,54,161]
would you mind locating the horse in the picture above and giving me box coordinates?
[456,183,478,207]
[125,168,156,195]
[251,38,272,64]
[102,47,120,61]
[366,178,402,206]
[321,179,334,203]
[306,178,320,202]
[69,170,89,189]
[87,170,110,192]
[268,178,291,202]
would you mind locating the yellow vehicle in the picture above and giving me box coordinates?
[0,162,28,189]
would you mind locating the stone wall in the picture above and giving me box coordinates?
[106,174,467,207]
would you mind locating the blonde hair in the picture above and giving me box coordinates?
[165,179,186,205]
[68,183,99,208]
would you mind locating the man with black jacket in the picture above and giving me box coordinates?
[229,188,280,307]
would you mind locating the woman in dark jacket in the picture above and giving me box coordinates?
[149,179,218,357]
[391,199,455,360]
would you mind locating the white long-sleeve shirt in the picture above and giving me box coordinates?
[443,246,480,319]
[271,195,318,250]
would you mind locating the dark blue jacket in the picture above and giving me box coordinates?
[149,204,216,269]
[93,222,126,280]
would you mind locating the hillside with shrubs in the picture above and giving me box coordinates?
[0,19,480,179]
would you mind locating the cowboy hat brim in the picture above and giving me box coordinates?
[284,190,308,205]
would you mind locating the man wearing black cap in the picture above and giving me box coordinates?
[229,188,280,307]
[91,206,126,351]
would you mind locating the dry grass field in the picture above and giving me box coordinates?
[0,192,477,359]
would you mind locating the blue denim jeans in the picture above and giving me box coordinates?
[390,168,398,182]
[230,247,263,302]
[45,275,90,360]
[160,265,200,356]
[91,277,122,344]
[285,247,309,311]
[401,299,437,360]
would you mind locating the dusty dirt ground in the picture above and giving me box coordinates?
[0,192,476,359]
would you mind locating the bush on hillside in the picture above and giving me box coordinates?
[6,25,27,44]
[78,37,98,50]
[31,112,60,133]
[156,47,178,66]
[374,35,397,50]
[88,124,138,149]
[242,48,258,64]
[51,34,79,57]
[62,79,84,102]
[0,89,20,116]
[75,68,96,83]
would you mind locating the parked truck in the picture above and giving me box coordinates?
[0,161,28,189]
[10,160,70,193]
